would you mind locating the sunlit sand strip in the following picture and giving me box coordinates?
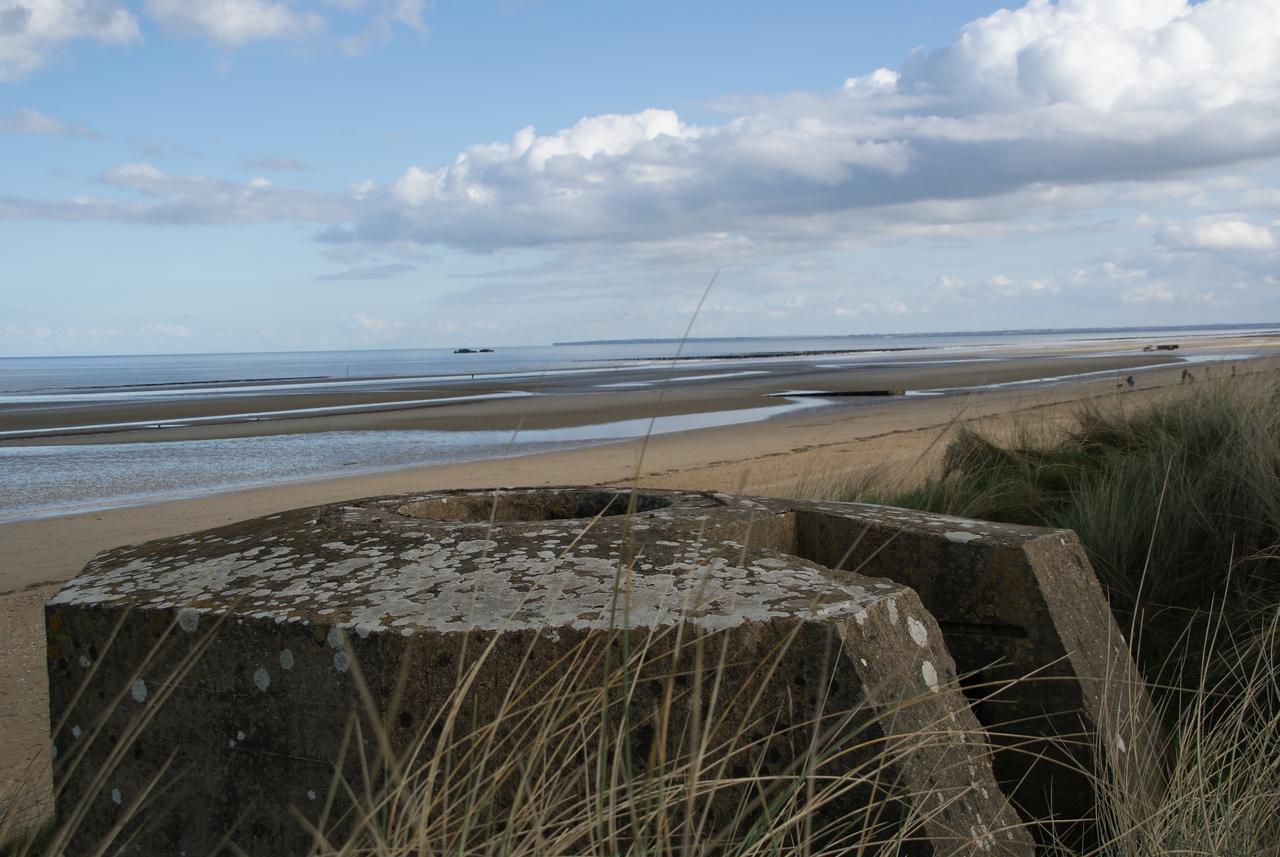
[909,353,1246,395]
[0,391,535,440]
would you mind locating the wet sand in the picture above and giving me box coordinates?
[0,340,1217,444]
[2,336,1278,830]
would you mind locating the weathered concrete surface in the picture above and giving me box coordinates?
[785,499,1164,845]
[47,489,1047,855]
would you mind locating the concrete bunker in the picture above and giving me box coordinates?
[45,488,1157,855]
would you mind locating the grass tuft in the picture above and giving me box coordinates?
[831,377,1280,687]
[1063,607,1280,857]
[823,374,1280,855]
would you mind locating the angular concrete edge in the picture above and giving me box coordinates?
[835,590,1030,854]
[776,497,1165,833]
[1019,532,1164,809]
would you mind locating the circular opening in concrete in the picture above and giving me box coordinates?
[396,490,672,523]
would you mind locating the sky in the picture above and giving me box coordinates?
[1,0,1278,356]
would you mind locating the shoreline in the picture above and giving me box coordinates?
[3,336,1247,445]
[0,398,831,527]
[5,348,1277,594]
[0,357,1253,529]
[1,335,1271,528]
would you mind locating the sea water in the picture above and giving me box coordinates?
[1,325,1274,521]
[0,399,820,522]
[3,324,1271,395]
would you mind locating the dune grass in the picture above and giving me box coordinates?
[4,584,1001,856]
[0,818,51,857]
[297,620,994,856]
[829,376,1280,689]
[1078,608,1280,857]
[823,375,1280,855]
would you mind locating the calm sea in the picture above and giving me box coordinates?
[3,325,1271,395]
[1,325,1274,522]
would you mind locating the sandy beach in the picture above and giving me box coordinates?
[0,339,1218,444]
[3,334,1279,828]
[4,335,1268,524]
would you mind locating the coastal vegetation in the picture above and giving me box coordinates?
[828,375,1280,854]
[832,376,1280,690]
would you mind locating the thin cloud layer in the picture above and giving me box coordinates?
[243,154,313,172]
[316,262,415,281]
[0,162,352,225]
[0,106,98,136]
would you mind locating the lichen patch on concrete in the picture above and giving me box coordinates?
[47,487,1051,857]
[49,491,896,635]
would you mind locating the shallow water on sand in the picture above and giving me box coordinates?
[0,400,820,522]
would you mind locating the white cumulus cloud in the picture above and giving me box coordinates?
[0,0,139,80]
[5,0,1280,276]
[333,0,1280,252]
[1160,218,1276,250]
[144,0,325,45]
[898,0,1279,113]
[392,109,699,206]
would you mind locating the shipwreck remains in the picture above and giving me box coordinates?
[46,488,1159,855]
